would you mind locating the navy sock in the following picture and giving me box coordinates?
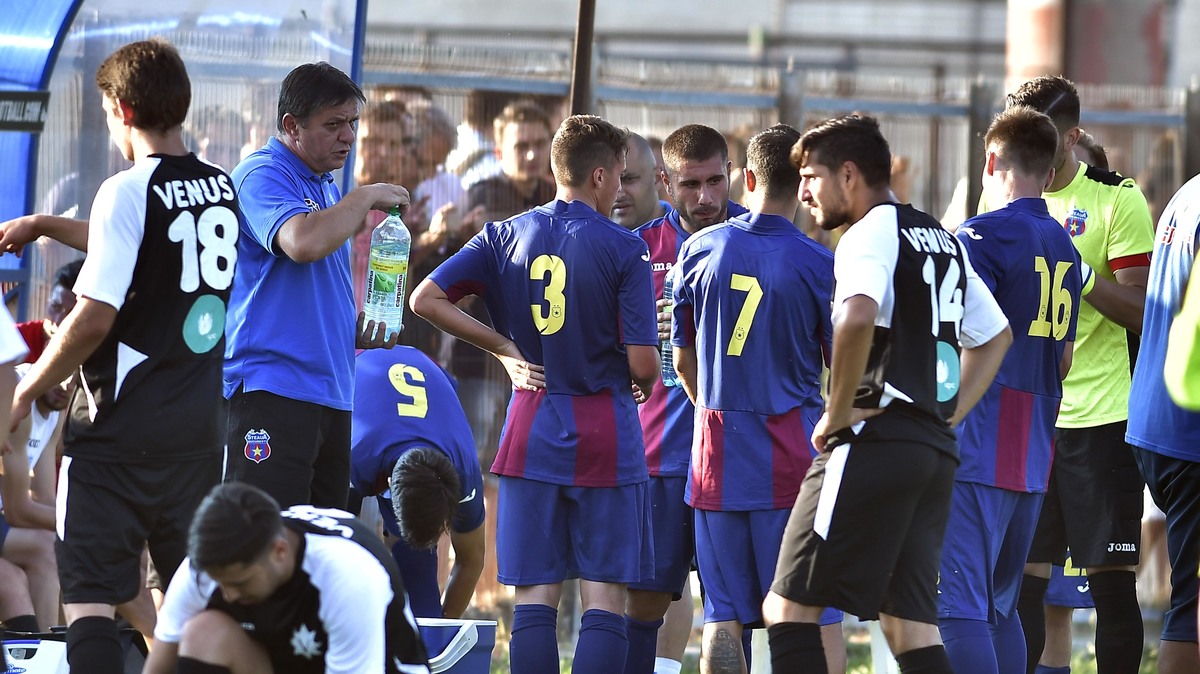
[3,614,38,633]
[1033,666,1071,674]
[767,622,827,674]
[896,644,953,674]
[510,604,559,674]
[1017,574,1049,674]
[389,537,442,618]
[991,611,1027,674]
[176,658,233,674]
[1088,570,1143,674]
[574,609,629,674]
[623,615,663,674]
[939,618,998,674]
[66,616,123,674]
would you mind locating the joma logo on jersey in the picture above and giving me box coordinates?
[1107,542,1137,552]
[1064,208,1087,237]
[652,262,672,272]
[244,429,271,464]
[303,198,320,212]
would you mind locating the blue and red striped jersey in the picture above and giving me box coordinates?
[427,199,658,487]
[635,203,749,477]
[954,198,1081,492]
[671,212,833,510]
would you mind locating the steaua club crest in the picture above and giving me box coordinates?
[1063,208,1087,237]
[245,429,271,464]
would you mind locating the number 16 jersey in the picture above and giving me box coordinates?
[69,154,238,462]
[427,199,658,487]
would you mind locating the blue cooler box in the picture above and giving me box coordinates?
[417,618,497,674]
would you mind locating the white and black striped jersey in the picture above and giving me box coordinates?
[156,505,431,673]
[834,203,1008,424]
[67,153,237,462]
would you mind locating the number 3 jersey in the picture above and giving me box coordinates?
[954,198,1081,492]
[834,203,1008,454]
[670,213,834,511]
[68,154,237,462]
[427,199,658,487]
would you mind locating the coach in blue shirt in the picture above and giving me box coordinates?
[224,62,408,509]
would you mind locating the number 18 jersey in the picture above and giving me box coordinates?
[69,154,238,462]
[427,199,658,487]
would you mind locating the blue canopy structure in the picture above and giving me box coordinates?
[0,0,85,317]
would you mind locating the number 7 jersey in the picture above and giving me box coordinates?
[68,154,238,461]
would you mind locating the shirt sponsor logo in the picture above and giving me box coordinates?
[1106,542,1137,553]
[244,429,271,464]
[304,198,320,212]
[1064,208,1087,237]
[651,262,672,272]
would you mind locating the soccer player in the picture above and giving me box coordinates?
[1165,272,1200,409]
[411,114,659,674]
[764,115,1012,674]
[223,62,408,510]
[611,133,667,230]
[936,107,1082,674]
[9,39,237,674]
[14,259,83,363]
[670,124,845,674]
[144,483,430,674]
[625,123,738,674]
[1126,174,1200,674]
[350,345,485,620]
[1002,76,1154,674]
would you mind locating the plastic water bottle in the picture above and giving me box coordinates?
[363,206,411,341]
[660,274,680,387]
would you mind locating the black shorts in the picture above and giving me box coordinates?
[56,455,219,605]
[771,414,957,623]
[1027,422,1143,567]
[225,388,351,509]
[1133,447,1200,642]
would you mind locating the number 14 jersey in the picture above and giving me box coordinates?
[69,154,238,462]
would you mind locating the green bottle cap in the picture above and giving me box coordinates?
[389,205,401,217]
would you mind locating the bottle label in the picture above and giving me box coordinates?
[368,257,408,275]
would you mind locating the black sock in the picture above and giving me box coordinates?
[3,614,39,632]
[896,644,953,674]
[1017,573,1049,674]
[176,657,234,674]
[66,616,123,674]
[1089,570,1143,674]
[767,622,827,674]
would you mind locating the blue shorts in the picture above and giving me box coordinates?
[496,476,652,586]
[938,482,1042,621]
[1133,447,1200,641]
[1044,552,1094,608]
[695,508,841,628]
[627,476,693,597]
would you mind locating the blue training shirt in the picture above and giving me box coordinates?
[428,199,658,487]
[351,346,484,534]
[1127,175,1200,460]
[224,138,356,409]
[671,212,833,511]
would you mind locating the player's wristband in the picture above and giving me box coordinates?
[823,426,857,451]
[1079,260,1096,297]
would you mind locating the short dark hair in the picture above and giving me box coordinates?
[276,62,365,133]
[492,99,552,143]
[1006,75,1080,132]
[550,115,628,188]
[54,259,84,289]
[661,124,728,176]
[746,124,803,198]
[188,483,283,571]
[984,107,1059,179]
[95,38,190,132]
[1075,130,1109,171]
[793,115,891,189]
[390,448,460,550]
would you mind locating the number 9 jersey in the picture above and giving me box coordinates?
[68,154,238,461]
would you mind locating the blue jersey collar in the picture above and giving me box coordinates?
[267,137,335,184]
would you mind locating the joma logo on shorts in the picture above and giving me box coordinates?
[1107,543,1137,552]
